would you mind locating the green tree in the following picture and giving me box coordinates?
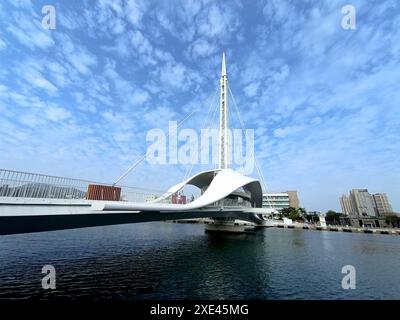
[281,207,304,221]
[325,210,342,225]
[299,207,307,215]
[385,215,400,228]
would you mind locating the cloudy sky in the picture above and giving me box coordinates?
[0,0,399,212]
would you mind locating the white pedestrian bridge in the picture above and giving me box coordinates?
[0,168,269,235]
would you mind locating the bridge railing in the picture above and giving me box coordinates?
[0,169,164,202]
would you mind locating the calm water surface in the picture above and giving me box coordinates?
[0,222,399,300]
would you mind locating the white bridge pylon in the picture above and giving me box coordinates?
[219,52,229,169]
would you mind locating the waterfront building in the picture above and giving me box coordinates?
[373,193,393,216]
[340,194,356,216]
[350,189,376,217]
[349,217,391,229]
[262,193,289,210]
[340,189,394,218]
[262,191,300,211]
[286,190,300,209]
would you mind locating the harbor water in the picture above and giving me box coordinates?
[0,222,399,300]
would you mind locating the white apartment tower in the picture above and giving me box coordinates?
[340,194,355,216]
[373,193,393,216]
[350,189,376,217]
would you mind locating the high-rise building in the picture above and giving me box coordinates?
[262,191,300,211]
[286,190,300,209]
[373,193,393,216]
[349,189,376,217]
[262,193,290,211]
[340,194,356,216]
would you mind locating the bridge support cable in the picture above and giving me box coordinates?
[113,109,197,186]
[228,85,271,206]
[229,84,267,191]
[113,89,219,187]
[183,88,219,182]
[209,91,221,172]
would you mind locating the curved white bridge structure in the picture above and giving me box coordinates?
[93,169,262,212]
[0,168,267,235]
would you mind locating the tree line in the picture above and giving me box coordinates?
[280,207,400,228]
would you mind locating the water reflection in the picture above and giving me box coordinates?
[0,222,399,300]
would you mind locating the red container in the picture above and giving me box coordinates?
[87,184,121,201]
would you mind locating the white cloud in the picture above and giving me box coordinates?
[18,113,43,127]
[73,92,97,113]
[273,125,302,138]
[45,106,71,122]
[190,38,217,58]
[181,0,203,19]
[58,9,87,30]
[22,68,58,94]
[272,64,290,82]
[6,11,54,50]
[0,38,7,50]
[46,62,71,87]
[110,17,126,34]
[101,110,137,131]
[130,30,152,56]
[244,81,260,98]
[57,34,98,75]
[156,11,175,33]
[103,30,165,67]
[262,0,292,23]
[143,105,176,125]
[69,49,98,75]
[130,89,150,105]
[9,0,33,9]
[125,0,143,26]
[197,3,239,39]
[102,59,143,102]
[83,0,145,37]
[159,62,187,88]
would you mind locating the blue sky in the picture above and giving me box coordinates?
[0,0,399,212]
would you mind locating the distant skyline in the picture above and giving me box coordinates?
[0,0,399,212]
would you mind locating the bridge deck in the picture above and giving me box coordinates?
[0,197,261,235]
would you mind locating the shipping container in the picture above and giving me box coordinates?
[87,184,121,201]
